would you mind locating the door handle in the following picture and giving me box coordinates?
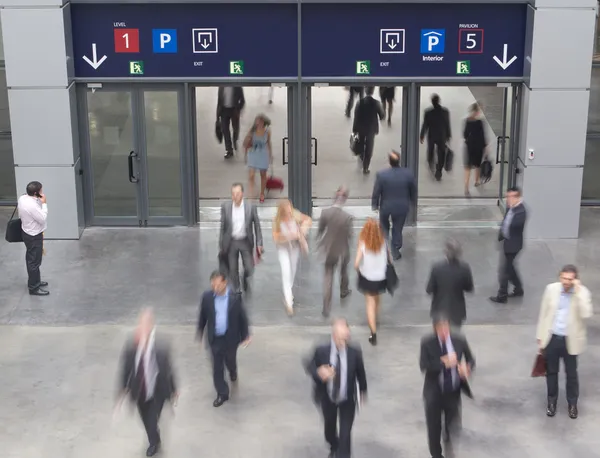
[311,137,318,166]
[495,137,502,164]
[128,151,139,183]
[282,137,288,165]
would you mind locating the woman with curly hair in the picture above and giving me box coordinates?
[354,218,389,345]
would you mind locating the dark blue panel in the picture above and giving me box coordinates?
[71,3,298,78]
[301,3,527,78]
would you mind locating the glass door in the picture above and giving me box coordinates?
[496,84,521,208]
[80,84,188,226]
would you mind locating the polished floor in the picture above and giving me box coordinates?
[1,207,600,458]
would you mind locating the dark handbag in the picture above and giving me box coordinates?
[385,262,399,295]
[5,206,23,243]
[215,119,223,144]
[349,132,361,156]
[480,157,493,183]
[531,352,547,377]
[444,147,454,172]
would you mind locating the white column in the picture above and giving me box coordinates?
[1,0,82,239]
[519,0,596,238]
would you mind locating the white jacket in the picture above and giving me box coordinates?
[536,282,593,355]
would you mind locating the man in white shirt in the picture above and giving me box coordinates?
[536,265,592,419]
[219,183,263,292]
[17,181,49,296]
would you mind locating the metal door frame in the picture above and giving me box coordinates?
[78,83,190,226]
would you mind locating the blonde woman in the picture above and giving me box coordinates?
[272,199,312,315]
[354,218,389,346]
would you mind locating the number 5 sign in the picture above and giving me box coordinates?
[458,29,484,54]
[114,28,140,53]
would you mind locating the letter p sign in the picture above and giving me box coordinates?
[420,29,445,54]
[153,29,178,53]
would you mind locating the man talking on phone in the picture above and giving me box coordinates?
[17,181,49,296]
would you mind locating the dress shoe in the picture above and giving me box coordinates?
[340,290,352,299]
[29,287,49,296]
[489,295,507,304]
[224,151,234,159]
[230,373,238,382]
[392,251,402,261]
[368,333,377,346]
[40,281,48,287]
[508,289,524,298]
[146,443,160,457]
[568,404,578,419]
[213,394,229,407]
[546,402,557,417]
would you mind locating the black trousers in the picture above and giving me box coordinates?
[427,140,446,179]
[220,107,240,153]
[425,390,461,458]
[545,334,579,405]
[137,397,165,447]
[22,231,43,290]
[345,87,364,116]
[498,251,523,297]
[380,210,407,252]
[227,238,254,292]
[210,336,238,397]
[358,133,375,171]
[321,397,356,458]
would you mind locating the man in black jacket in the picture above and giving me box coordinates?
[490,186,527,303]
[197,270,251,407]
[426,239,474,328]
[420,315,475,458]
[305,318,367,458]
[117,309,178,457]
[353,86,385,174]
[419,94,451,180]
[217,86,245,158]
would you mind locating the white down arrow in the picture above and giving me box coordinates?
[493,44,517,70]
[83,44,108,70]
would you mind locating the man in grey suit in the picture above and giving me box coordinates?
[372,150,416,260]
[219,183,263,293]
[317,186,353,317]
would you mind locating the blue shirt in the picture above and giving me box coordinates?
[439,336,459,391]
[501,208,514,239]
[214,289,229,336]
[552,290,572,336]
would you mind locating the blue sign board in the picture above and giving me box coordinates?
[301,3,527,78]
[71,3,298,78]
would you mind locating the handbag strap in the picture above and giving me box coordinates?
[8,205,17,222]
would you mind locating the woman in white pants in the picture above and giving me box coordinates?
[272,199,311,315]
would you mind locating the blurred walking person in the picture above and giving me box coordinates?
[345,86,364,118]
[219,182,263,293]
[354,218,389,346]
[272,199,312,316]
[217,86,245,159]
[372,150,416,260]
[353,86,385,174]
[116,309,178,457]
[197,271,251,407]
[463,103,489,196]
[18,181,50,296]
[243,114,273,202]
[317,186,353,317]
[305,318,367,458]
[426,239,474,329]
[420,94,452,180]
[379,86,396,126]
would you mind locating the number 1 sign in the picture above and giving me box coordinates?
[114,28,140,53]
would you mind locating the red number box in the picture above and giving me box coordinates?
[114,28,140,53]
[458,29,484,54]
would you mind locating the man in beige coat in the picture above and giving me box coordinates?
[317,186,353,317]
[536,264,592,419]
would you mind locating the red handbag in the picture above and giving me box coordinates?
[266,168,284,194]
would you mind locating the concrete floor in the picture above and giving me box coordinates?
[2,207,600,457]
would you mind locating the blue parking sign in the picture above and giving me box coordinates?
[420,29,445,54]
[152,29,178,53]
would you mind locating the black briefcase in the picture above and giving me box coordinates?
[215,119,223,144]
[444,147,454,172]
[5,207,23,243]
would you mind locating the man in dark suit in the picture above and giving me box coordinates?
[316,186,353,317]
[345,86,364,118]
[352,86,385,174]
[219,182,263,293]
[419,94,451,181]
[217,86,245,158]
[426,239,474,328]
[490,186,527,303]
[372,150,417,260]
[305,318,367,458]
[117,309,178,457]
[197,270,251,407]
[420,315,475,458]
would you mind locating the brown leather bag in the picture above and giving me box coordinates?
[531,352,546,377]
